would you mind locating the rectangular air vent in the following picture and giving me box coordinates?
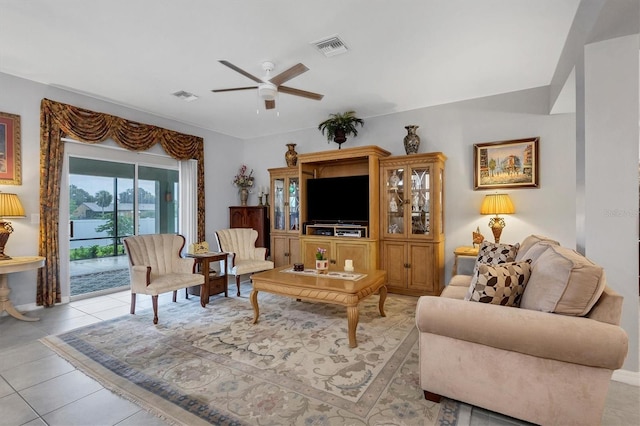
[311,35,348,57]
[172,90,198,102]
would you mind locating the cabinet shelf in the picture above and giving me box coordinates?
[305,224,368,238]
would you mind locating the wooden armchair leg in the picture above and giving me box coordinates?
[236,275,241,297]
[172,290,177,302]
[152,295,159,324]
[130,293,136,314]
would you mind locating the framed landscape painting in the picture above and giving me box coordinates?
[474,137,539,190]
[0,111,21,185]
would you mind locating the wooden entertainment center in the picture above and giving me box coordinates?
[268,145,446,296]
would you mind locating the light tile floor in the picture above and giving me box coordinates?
[1,289,638,426]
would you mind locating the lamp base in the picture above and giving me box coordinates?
[0,221,13,261]
[487,215,506,244]
[490,224,504,244]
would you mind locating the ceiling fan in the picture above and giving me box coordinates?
[212,60,324,110]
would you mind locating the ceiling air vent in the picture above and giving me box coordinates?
[172,90,198,102]
[311,35,348,57]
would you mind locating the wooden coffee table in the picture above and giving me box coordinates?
[250,266,387,348]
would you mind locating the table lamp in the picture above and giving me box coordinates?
[0,192,26,260]
[480,193,515,244]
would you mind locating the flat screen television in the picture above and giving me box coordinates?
[306,175,369,224]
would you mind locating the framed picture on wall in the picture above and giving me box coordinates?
[473,137,539,190]
[0,111,21,185]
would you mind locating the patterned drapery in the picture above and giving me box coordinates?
[38,98,205,307]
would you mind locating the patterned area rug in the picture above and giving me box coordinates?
[42,291,464,425]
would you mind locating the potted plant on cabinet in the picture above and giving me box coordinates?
[318,111,364,149]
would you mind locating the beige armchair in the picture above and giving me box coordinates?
[123,234,204,324]
[214,228,274,296]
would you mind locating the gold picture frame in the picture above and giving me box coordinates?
[474,137,539,190]
[0,111,21,185]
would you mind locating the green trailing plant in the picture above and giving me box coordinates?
[318,111,364,149]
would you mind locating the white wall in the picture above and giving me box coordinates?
[0,72,241,307]
[583,34,639,373]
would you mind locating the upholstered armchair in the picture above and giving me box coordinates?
[123,234,204,324]
[214,228,274,296]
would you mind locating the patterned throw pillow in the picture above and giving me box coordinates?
[476,241,520,265]
[463,241,520,301]
[469,259,532,307]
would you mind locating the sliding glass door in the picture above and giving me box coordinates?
[67,154,179,298]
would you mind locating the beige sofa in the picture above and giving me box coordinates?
[415,235,629,425]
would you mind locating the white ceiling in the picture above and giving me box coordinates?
[0,0,581,139]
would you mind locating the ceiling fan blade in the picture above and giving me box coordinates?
[218,60,263,83]
[211,86,257,93]
[269,63,308,86]
[265,99,276,110]
[279,86,324,100]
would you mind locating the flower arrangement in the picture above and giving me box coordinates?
[233,164,254,189]
[315,247,327,260]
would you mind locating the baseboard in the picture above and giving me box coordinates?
[612,369,640,386]
[13,302,43,312]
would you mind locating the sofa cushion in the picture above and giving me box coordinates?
[520,245,606,316]
[463,241,520,301]
[469,260,531,306]
[515,234,559,261]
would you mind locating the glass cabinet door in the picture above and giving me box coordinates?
[409,166,430,236]
[384,167,405,235]
[288,177,299,231]
[273,177,286,231]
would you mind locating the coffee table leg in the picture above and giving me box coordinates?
[347,305,359,348]
[250,289,260,324]
[379,285,387,317]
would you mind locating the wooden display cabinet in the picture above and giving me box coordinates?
[229,206,269,250]
[380,152,446,296]
[268,166,301,267]
[297,146,391,272]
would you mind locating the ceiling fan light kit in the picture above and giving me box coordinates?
[212,60,324,110]
[258,83,277,101]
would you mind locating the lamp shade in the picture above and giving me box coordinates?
[0,192,25,217]
[480,194,515,215]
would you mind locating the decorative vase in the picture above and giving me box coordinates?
[315,259,328,273]
[333,129,347,149]
[239,187,249,206]
[285,143,298,167]
[403,125,421,155]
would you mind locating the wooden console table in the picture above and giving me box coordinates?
[0,256,46,322]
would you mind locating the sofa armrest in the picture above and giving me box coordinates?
[130,265,151,292]
[252,247,267,260]
[172,257,197,274]
[415,296,628,369]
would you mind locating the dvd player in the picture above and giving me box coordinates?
[336,230,362,237]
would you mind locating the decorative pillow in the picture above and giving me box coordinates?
[476,240,520,265]
[463,241,520,301]
[515,235,560,262]
[469,260,532,307]
[520,245,606,316]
